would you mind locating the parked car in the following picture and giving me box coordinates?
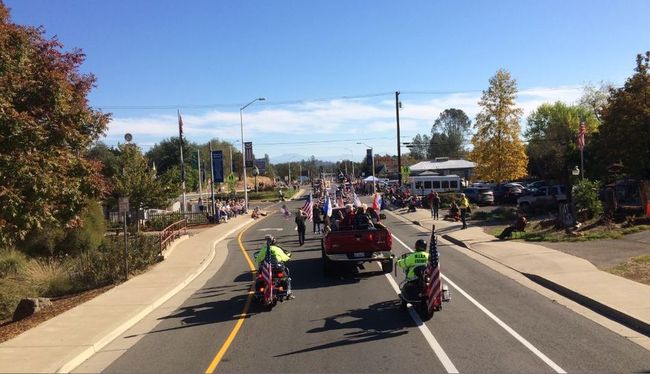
[463,187,494,206]
[517,185,567,211]
[492,183,524,204]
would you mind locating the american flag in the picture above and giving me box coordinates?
[261,240,274,303]
[423,229,442,315]
[577,121,586,151]
[302,193,313,221]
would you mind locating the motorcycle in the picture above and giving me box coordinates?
[253,250,292,308]
[396,227,450,320]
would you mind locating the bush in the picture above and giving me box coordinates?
[21,259,74,297]
[573,179,603,220]
[18,225,67,257]
[147,212,184,231]
[0,248,28,278]
[73,234,161,287]
[0,278,37,320]
[63,201,106,255]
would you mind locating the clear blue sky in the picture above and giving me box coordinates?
[5,0,650,162]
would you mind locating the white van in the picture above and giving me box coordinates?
[407,174,462,196]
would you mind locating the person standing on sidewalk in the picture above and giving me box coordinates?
[295,209,307,245]
[459,193,469,229]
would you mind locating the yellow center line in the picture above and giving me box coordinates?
[205,223,258,374]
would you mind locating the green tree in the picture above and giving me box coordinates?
[525,102,598,181]
[0,5,110,247]
[428,132,450,159]
[112,143,176,210]
[470,69,528,182]
[431,108,471,158]
[578,82,612,123]
[408,134,430,160]
[593,52,650,180]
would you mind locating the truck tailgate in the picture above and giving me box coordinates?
[324,229,391,254]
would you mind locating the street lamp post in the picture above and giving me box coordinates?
[240,97,265,213]
[357,142,376,193]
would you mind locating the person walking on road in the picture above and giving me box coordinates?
[295,209,307,245]
[313,204,323,234]
[459,193,469,229]
[428,191,440,220]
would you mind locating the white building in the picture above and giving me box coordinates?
[410,157,476,182]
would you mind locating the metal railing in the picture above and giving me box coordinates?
[159,218,188,255]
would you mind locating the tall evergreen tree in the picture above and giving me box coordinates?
[431,108,472,159]
[470,69,528,182]
[594,52,650,179]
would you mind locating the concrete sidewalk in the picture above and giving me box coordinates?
[385,206,650,338]
[0,214,256,373]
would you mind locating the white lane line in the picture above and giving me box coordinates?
[391,234,566,374]
[383,272,459,374]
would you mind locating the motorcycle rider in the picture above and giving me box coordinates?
[255,235,293,299]
[397,239,429,281]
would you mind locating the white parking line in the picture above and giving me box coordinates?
[391,234,566,374]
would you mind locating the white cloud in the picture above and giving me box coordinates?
[103,85,586,159]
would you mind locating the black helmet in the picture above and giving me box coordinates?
[415,239,427,251]
[265,234,277,245]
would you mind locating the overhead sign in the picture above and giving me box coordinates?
[244,142,254,167]
[211,150,224,183]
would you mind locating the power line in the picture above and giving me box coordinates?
[94,86,589,110]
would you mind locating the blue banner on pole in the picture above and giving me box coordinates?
[212,151,224,183]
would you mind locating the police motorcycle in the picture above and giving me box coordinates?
[396,225,450,319]
[253,236,293,308]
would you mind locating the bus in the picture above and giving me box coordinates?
[407,174,462,196]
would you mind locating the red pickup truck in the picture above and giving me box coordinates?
[321,208,393,275]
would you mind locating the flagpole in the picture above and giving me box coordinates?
[198,149,203,200]
[580,149,584,180]
[178,110,186,213]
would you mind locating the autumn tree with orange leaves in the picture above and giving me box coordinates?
[0,3,110,247]
[469,69,528,182]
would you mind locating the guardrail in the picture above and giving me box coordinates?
[159,218,188,255]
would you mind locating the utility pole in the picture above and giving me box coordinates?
[209,141,216,217]
[197,149,203,201]
[395,91,402,187]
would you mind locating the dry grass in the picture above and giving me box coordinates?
[608,255,650,286]
[21,259,74,297]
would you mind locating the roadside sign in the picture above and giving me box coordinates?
[118,197,129,214]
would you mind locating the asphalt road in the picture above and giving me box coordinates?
[82,195,650,373]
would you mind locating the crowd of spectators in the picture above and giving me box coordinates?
[206,198,246,223]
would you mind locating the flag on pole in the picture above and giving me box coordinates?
[372,193,382,213]
[423,229,442,316]
[353,192,362,207]
[302,193,314,221]
[261,240,274,303]
[577,121,586,151]
[323,194,333,217]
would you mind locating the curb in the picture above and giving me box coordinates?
[57,218,255,373]
[440,234,650,339]
[521,273,650,337]
[441,234,471,249]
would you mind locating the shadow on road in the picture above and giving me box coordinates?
[275,300,414,357]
